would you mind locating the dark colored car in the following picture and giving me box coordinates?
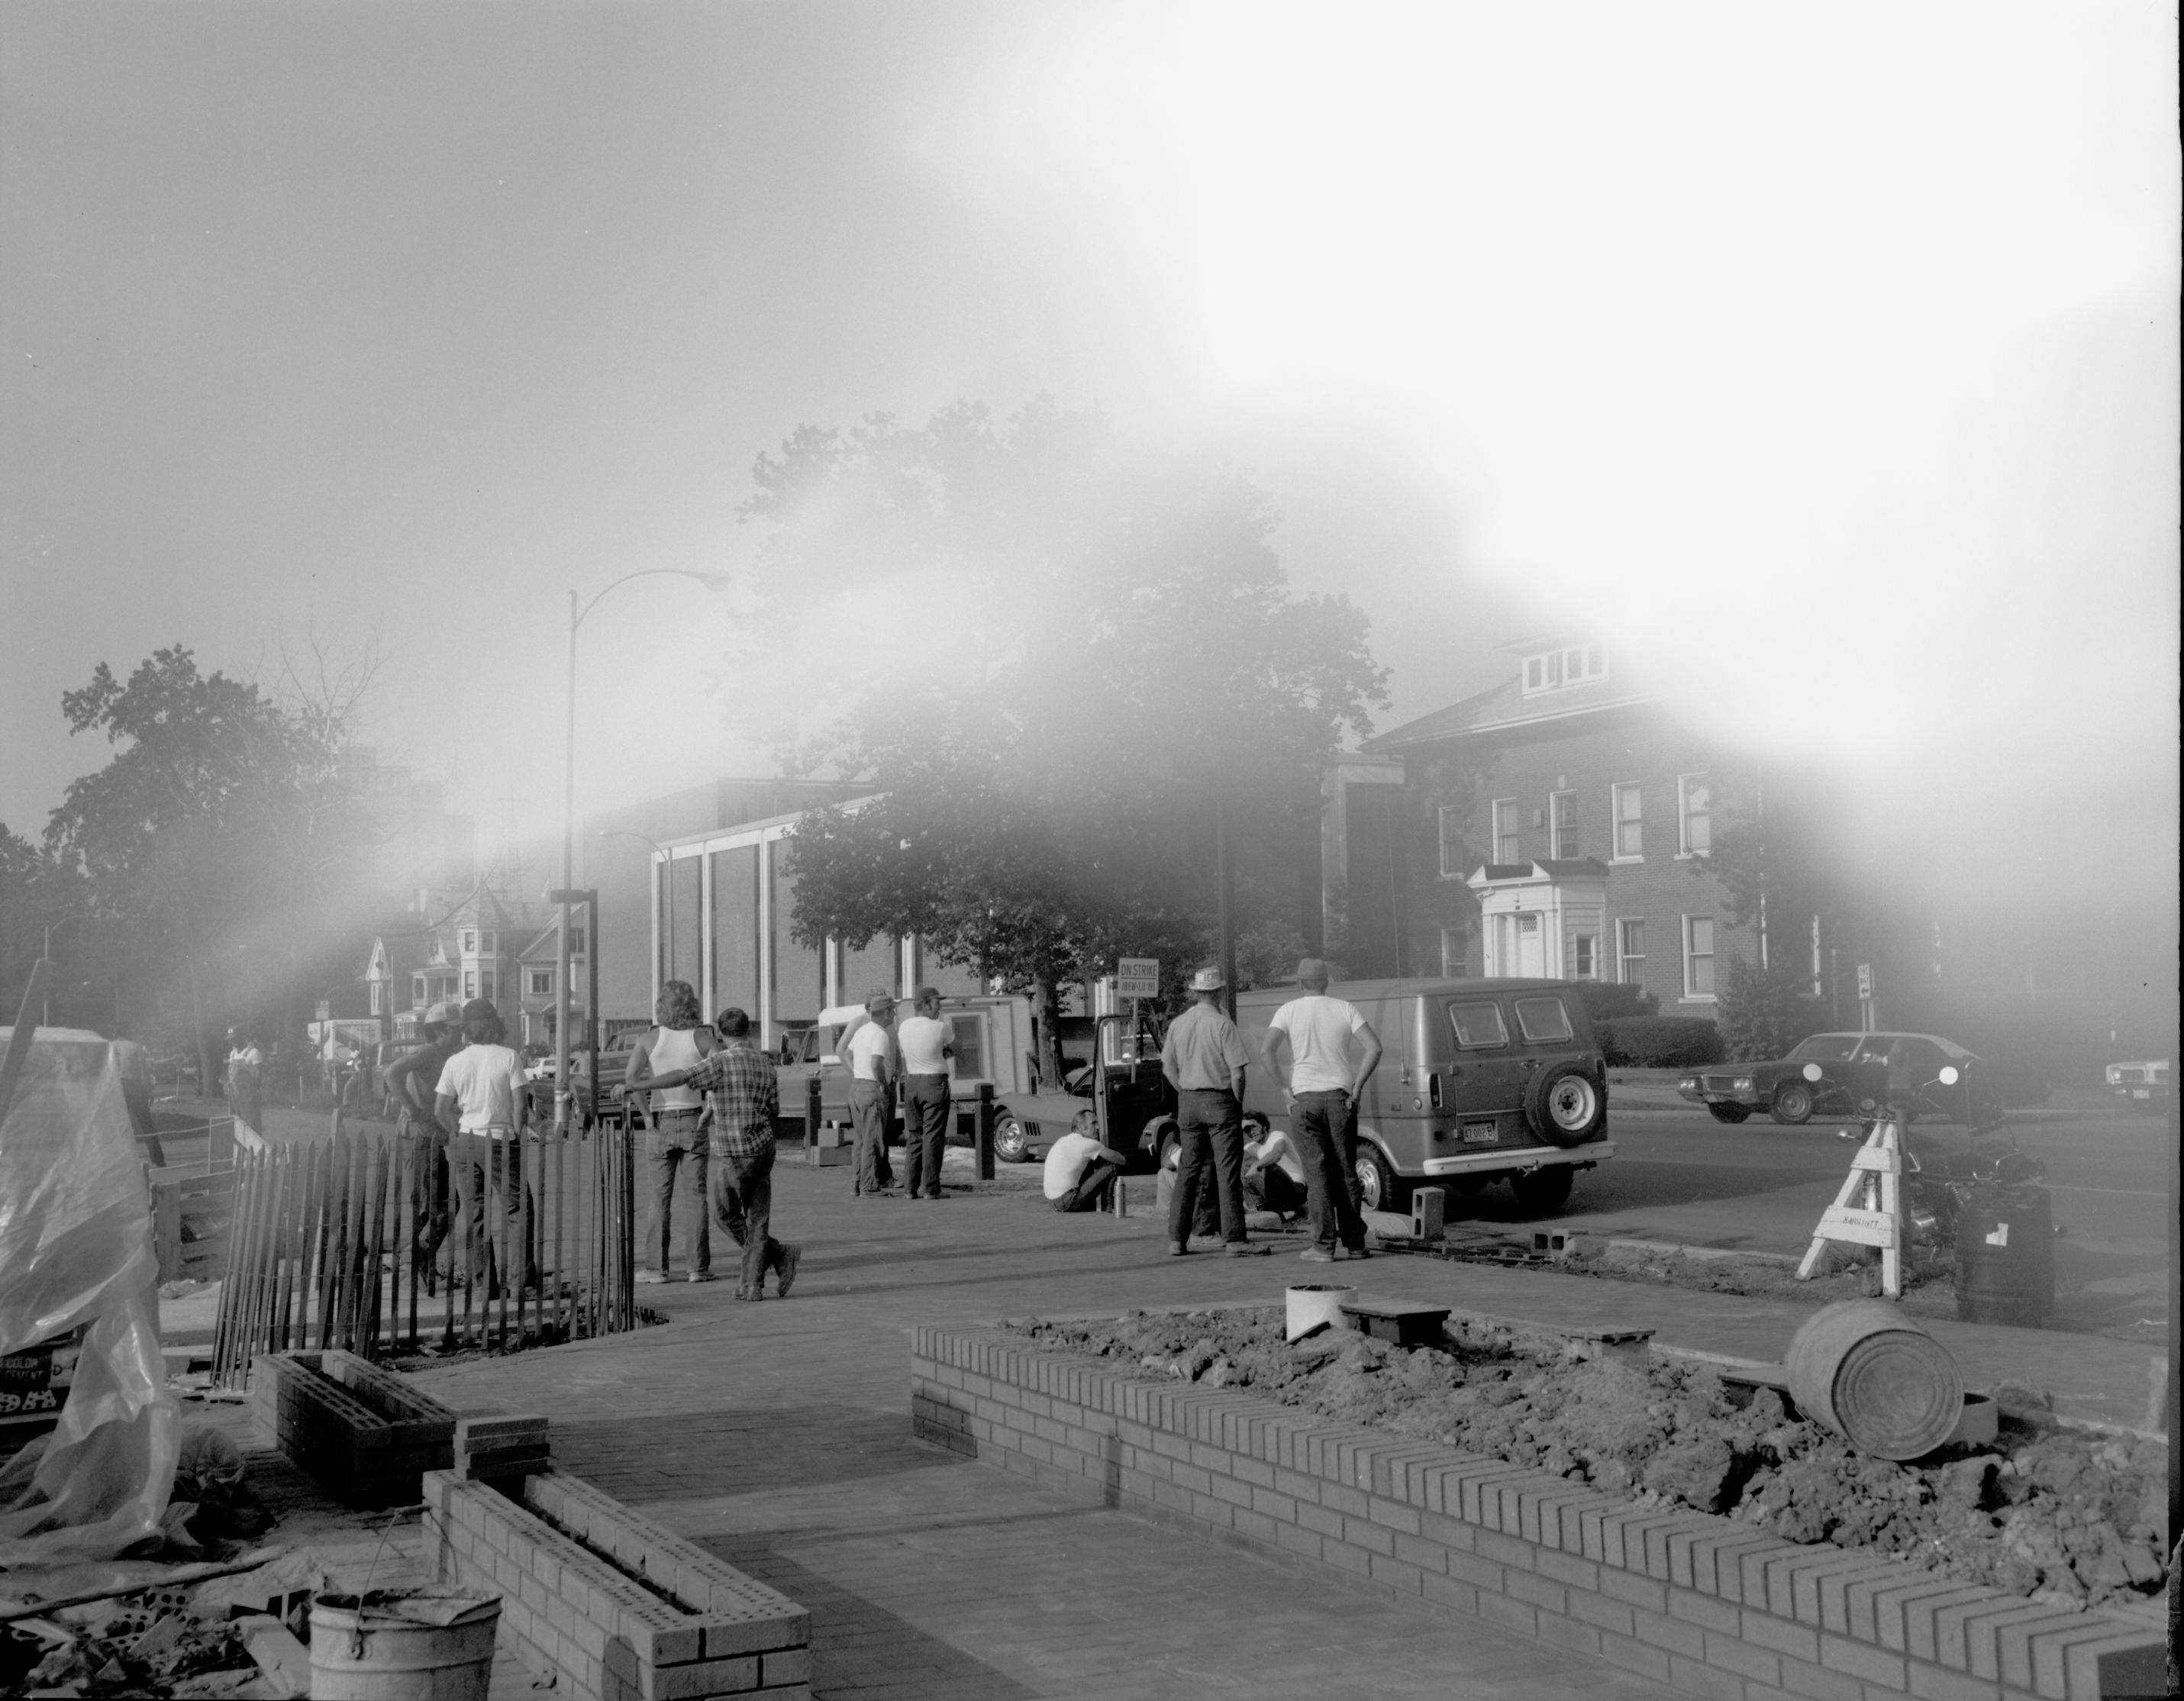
[1678,1031,1987,1126]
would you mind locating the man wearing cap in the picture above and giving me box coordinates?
[846,989,898,1197]
[1262,959,1383,1264]
[433,997,537,1294]
[895,987,954,1200]
[1157,965,1267,1257]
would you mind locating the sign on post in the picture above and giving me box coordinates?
[1115,957,1160,999]
[1856,963,1873,998]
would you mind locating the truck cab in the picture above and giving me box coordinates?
[1232,976,1614,1216]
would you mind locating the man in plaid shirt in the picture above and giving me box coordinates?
[641,1006,802,1301]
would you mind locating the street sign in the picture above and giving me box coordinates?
[1856,963,1873,998]
[315,1000,331,1021]
[1115,957,1160,998]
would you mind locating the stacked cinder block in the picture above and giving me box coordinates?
[250,1350,456,1508]
[911,1325,2168,1701]
[425,1468,810,1701]
[453,1408,552,1483]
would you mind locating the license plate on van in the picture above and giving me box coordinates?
[1460,1122,1498,1144]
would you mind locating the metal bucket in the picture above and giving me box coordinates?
[1783,1299,1963,1461]
[1953,1185,2053,1328]
[308,1591,500,1701]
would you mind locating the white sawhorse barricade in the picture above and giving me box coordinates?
[1797,1116,1907,1299]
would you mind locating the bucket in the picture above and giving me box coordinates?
[1286,1284,1358,1342]
[1953,1185,2053,1328]
[308,1590,501,1701]
[1782,1299,1963,1461]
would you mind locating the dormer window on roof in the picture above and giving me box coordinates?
[1521,644,1608,696]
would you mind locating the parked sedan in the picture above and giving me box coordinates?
[1679,1031,1986,1126]
[2104,1059,2170,1102]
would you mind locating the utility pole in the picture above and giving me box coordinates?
[1215,790,1236,1019]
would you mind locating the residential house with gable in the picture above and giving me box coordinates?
[1321,636,1758,1015]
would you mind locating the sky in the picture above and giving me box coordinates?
[2,1,2176,903]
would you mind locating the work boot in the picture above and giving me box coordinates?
[1169,1241,1191,1257]
[1298,1248,1337,1264]
[688,1270,715,1283]
[1226,1241,1270,1257]
[636,1268,669,1285]
[776,1245,802,1299]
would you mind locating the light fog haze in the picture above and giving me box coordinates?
[2,2,2174,919]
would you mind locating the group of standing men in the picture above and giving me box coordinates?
[1160,957,1382,1264]
[840,986,954,1200]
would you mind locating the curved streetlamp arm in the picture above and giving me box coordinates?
[574,568,730,630]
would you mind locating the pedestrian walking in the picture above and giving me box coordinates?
[1157,965,1267,1257]
[623,980,717,1283]
[431,996,537,1295]
[640,1006,802,1301]
[895,986,954,1199]
[224,1027,263,1137]
[1043,1108,1128,1212]
[1261,958,1384,1264]
[847,989,898,1196]
[384,1002,464,1283]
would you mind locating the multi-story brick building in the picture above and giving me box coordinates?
[1322,635,1757,1015]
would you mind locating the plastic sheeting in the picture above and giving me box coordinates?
[0,1026,179,1566]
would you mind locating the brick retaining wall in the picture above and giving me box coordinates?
[426,1468,810,1701]
[911,1324,2167,1701]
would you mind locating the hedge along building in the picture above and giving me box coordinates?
[1322,636,1762,1020]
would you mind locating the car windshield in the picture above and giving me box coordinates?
[1513,997,1573,1044]
[1789,1035,1860,1062]
[1448,1002,1509,1048]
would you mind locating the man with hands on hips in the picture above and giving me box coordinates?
[1261,958,1383,1264]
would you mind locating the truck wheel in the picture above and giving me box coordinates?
[1770,1083,1815,1125]
[1524,1062,1606,1147]
[1354,1143,1408,1212]
[994,1113,1032,1163]
[1705,1103,1753,1125]
[1508,1167,1574,1214]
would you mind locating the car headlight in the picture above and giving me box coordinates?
[1732,1078,1753,1093]
[1678,1077,1696,1091]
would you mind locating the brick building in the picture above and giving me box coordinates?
[1322,636,1757,1015]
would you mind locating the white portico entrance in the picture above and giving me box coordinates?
[1466,858,1610,981]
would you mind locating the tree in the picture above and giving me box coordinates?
[756,400,1389,1078]
[42,647,376,1082]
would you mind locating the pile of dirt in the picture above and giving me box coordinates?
[1006,1307,2170,1611]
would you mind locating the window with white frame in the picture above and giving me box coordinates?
[411,973,426,1002]
[1491,797,1521,863]
[566,928,588,957]
[1440,928,1467,976]
[1521,644,1609,696]
[1572,933,1598,979]
[1617,918,1645,984]
[1678,773,1711,857]
[479,970,496,1003]
[463,971,476,999]
[461,931,476,954]
[1611,783,1642,858]
[1437,805,1465,878]
[480,931,496,954]
[1683,915,1716,999]
[528,967,554,998]
[1550,790,1579,859]
[369,982,385,1015]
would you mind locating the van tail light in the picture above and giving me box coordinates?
[1428,1072,1443,1109]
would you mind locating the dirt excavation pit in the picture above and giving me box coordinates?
[1005,1306,2171,1612]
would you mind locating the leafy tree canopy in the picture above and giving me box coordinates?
[753,400,1389,1065]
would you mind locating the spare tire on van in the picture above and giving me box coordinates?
[1524,1060,1606,1147]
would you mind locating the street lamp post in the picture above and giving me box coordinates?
[556,570,730,1135]
[598,831,674,985]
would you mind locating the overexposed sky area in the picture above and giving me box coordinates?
[2,1,2175,893]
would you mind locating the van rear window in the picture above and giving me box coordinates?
[1514,997,1574,1044]
[1448,1002,1508,1048]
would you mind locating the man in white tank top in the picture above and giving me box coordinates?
[624,980,717,1282]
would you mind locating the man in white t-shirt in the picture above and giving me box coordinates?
[894,987,954,1201]
[846,990,898,1196]
[433,997,536,1293]
[1043,1109,1128,1212]
[1243,1125,1308,1222]
[1262,959,1384,1264]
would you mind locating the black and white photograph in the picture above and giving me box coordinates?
[0,5,2175,1697]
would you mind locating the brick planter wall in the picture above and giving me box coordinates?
[426,1468,811,1701]
[251,1349,458,1507]
[911,1325,2168,1701]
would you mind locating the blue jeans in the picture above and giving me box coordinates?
[903,1075,950,1198]
[1292,1091,1367,1253]
[645,1110,710,1274]
[850,1081,892,1193]
[710,1141,787,1294]
[1169,1089,1247,1244]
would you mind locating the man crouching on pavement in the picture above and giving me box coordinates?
[637,1006,802,1301]
[1043,1109,1128,1212]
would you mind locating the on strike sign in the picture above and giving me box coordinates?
[1115,957,1160,998]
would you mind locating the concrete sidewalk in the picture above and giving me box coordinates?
[375,1151,2167,1699]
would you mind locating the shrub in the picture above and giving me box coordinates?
[1716,955,1832,1062]
[1576,981,1658,1024]
[1598,1015,1723,1068]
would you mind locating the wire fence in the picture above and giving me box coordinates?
[211,1115,638,1386]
